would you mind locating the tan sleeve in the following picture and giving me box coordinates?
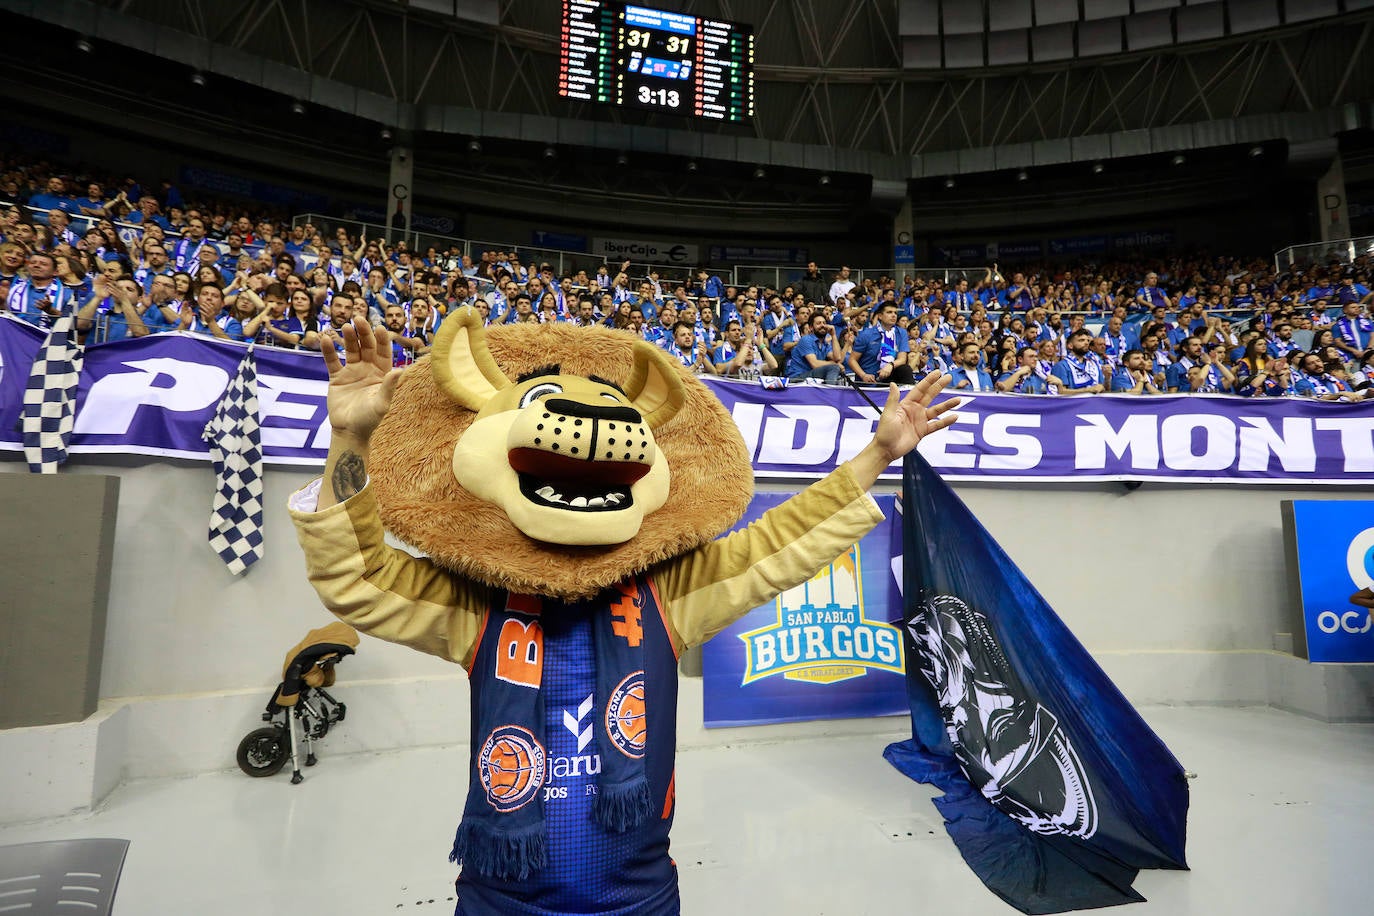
[288,480,491,669]
[653,463,885,651]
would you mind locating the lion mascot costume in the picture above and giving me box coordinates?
[288,308,955,916]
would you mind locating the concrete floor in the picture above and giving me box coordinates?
[1,705,1371,915]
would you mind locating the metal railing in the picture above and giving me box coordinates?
[729,265,993,295]
[1275,235,1374,273]
[289,213,702,285]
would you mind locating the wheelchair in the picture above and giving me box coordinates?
[235,622,359,784]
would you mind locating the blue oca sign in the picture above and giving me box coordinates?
[1283,500,1374,663]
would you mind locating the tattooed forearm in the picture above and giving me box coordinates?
[332,451,367,500]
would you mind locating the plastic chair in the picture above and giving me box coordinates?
[0,838,129,914]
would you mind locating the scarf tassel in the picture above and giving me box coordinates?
[595,776,653,833]
[450,821,547,881]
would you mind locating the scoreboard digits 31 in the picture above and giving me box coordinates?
[559,1,755,122]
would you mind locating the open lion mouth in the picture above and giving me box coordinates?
[516,473,635,511]
[510,448,648,513]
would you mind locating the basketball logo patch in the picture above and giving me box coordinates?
[478,725,546,812]
[605,671,647,759]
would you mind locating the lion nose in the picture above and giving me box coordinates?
[543,397,641,424]
[508,398,656,480]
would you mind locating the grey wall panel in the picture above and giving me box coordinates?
[921,149,960,177]
[1285,0,1337,22]
[803,145,835,171]
[1079,17,1125,54]
[1032,22,1076,60]
[1345,0,1374,11]
[994,141,1035,168]
[0,475,118,728]
[990,0,1034,30]
[1110,128,1152,156]
[1176,3,1226,40]
[988,28,1030,64]
[958,147,997,172]
[899,0,941,35]
[1125,9,1175,49]
[1084,0,1131,18]
[1133,0,1180,11]
[903,35,943,68]
[943,1,986,33]
[771,141,805,169]
[944,33,985,68]
[1032,138,1073,164]
[1070,133,1112,159]
[1229,0,1281,33]
[1034,0,1079,25]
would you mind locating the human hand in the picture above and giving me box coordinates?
[322,317,404,443]
[870,375,959,464]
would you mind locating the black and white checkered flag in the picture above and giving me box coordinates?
[22,314,85,474]
[203,345,264,575]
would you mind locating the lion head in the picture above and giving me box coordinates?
[366,307,754,600]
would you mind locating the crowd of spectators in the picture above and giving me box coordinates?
[2,152,1371,402]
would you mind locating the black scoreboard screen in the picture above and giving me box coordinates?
[558,1,755,122]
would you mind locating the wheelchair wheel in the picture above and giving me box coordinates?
[236,726,289,777]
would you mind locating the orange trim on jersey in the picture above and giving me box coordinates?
[661,769,676,820]
[644,576,680,661]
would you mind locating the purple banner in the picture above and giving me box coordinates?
[702,377,1374,484]
[2,317,1371,482]
[0,316,329,465]
[701,493,907,728]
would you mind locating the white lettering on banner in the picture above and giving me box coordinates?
[758,405,840,465]
[1074,415,1159,469]
[1314,418,1374,472]
[74,358,229,435]
[1237,418,1315,472]
[730,402,765,463]
[749,625,900,668]
[1316,610,1373,635]
[918,411,977,468]
[256,373,329,450]
[837,409,880,465]
[981,414,1043,470]
[1160,414,1235,471]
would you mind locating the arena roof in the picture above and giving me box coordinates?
[2,0,1372,186]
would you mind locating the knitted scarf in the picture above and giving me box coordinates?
[451,587,653,881]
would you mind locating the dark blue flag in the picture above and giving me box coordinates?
[884,451,1189,914]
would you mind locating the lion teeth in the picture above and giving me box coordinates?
[605,493,623,505]
[570,496,588,508]
[536,486,556,499]
[587,497,606,507]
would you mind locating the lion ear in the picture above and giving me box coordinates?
[624,341,685,429]
[430,306,512,411]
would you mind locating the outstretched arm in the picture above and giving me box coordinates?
[656,373,960,649]
[848,373,958,489]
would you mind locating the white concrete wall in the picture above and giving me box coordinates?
[1,454,1369,822]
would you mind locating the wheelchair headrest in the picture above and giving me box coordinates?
[280,622,360,681]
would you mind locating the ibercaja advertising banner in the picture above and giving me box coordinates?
[1282,500,1374,663]
[701,492,907,727]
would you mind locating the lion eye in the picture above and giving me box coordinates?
[520,382,563,407]
[600,392,622,403]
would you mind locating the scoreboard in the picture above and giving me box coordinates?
[559,1,755,122]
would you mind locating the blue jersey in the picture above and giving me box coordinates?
[787,332,831,377]
[997,370,1047,394]
[456,584,680,915]
[851,325,907,376]
[763,310,797,358]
